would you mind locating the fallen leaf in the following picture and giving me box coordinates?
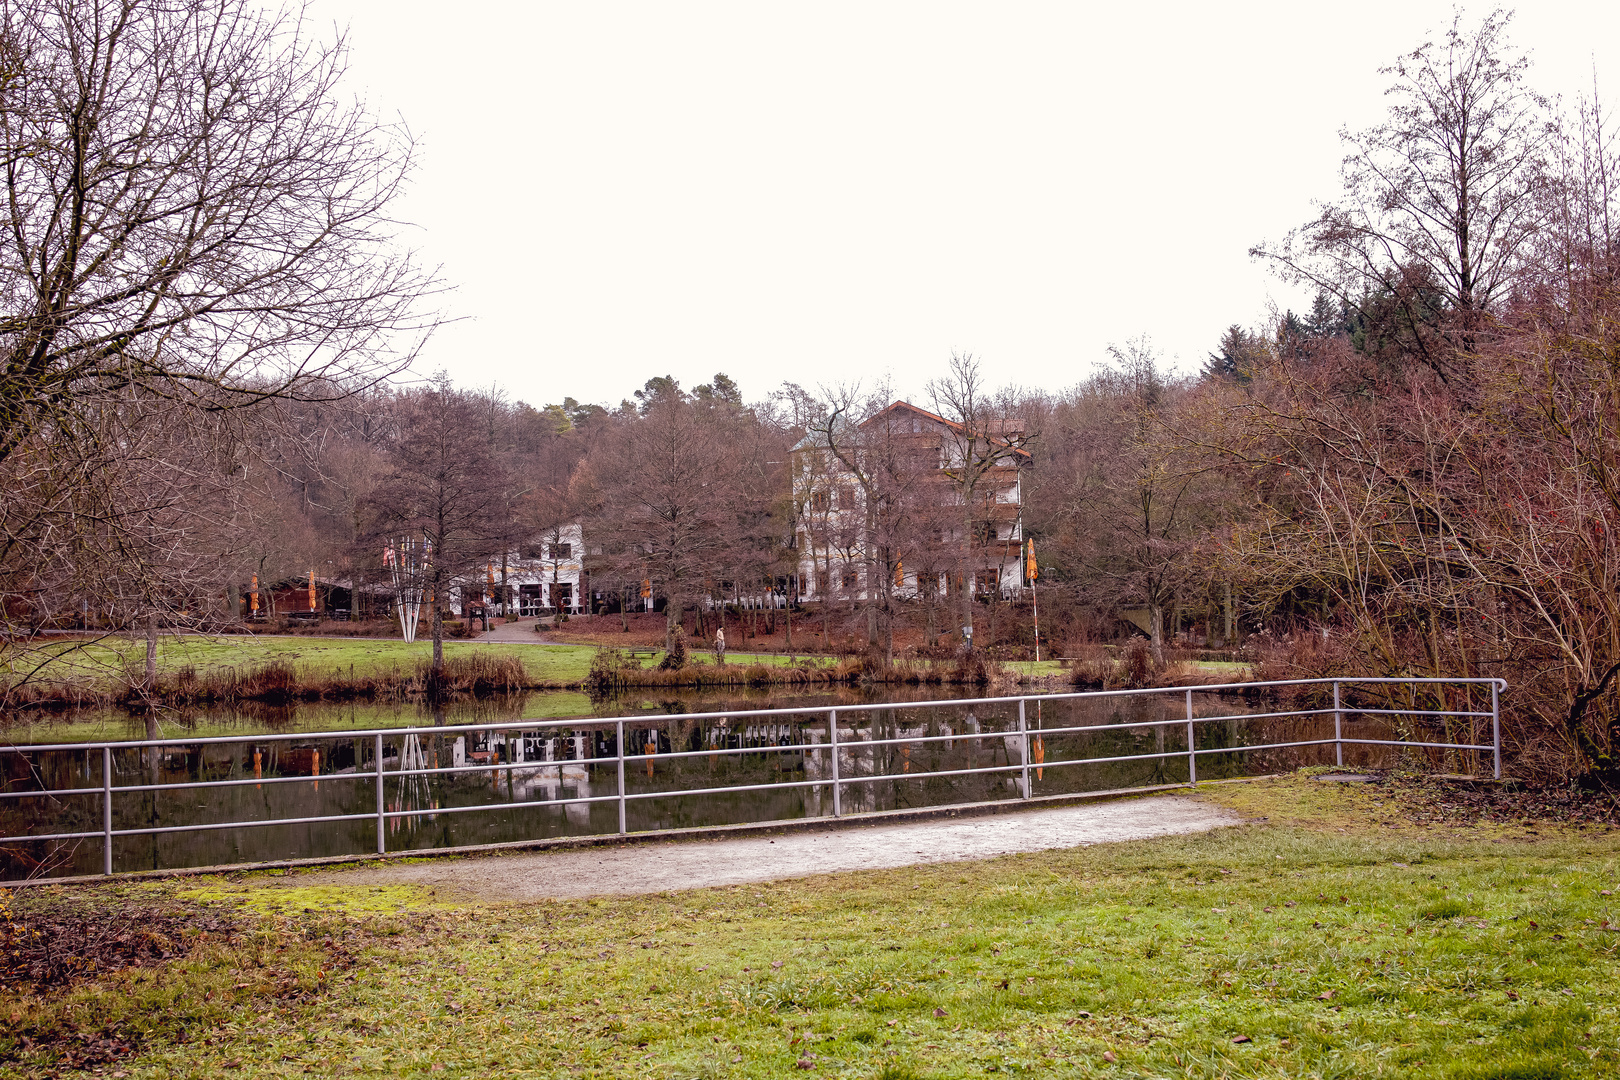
[1318,990,1335,1000]
[1232,1035,1251,1044]
[1103,1050,1117,1062]
[795,1058,814,1070]
[771,960,784,969]
[933,1007,947,1018]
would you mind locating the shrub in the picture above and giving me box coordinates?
[1121,637,1154,688]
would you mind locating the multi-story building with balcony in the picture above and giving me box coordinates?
[790,401,1030,605]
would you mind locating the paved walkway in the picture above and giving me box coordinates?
[303,795,1240,900]
[474,618,549,643]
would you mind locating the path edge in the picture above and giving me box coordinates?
[8,775,1271,889]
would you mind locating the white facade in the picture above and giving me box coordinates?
[458,523,586,615]
[791,401,1028,605]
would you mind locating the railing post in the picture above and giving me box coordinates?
[1185,689,1197,786]
[1492,680,1501,781]
[1333,681,1343,768]
[829,709,841,817]
[616,720,627,835]
[102,746,113,876]
[375,733,385,856]
[1018,698,1031,798]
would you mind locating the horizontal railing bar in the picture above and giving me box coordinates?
[0,677,1508,754]
[1341,738,1495,751]
[235,706,1488,781]
[1342,708,1494,718]
[1193,737,1345,757]
[622,776,829,801]
[0,786,102,800]
[0,830,103,843]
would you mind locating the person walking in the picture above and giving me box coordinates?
[715,627,726,665]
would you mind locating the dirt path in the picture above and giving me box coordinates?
[302,795,1240,900]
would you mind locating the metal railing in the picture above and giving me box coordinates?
[0,676,1504,880]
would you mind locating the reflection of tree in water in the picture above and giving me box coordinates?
[389,733,438,836]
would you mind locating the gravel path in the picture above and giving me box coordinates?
[305,795,1240,900]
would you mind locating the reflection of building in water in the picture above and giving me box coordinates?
[466,729,595,825]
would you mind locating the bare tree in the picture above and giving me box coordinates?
[364,380,511,685]
[0,0,436,694]
[1252,9,1556,363]
[576,392,735,651]
[0,0,436,452]
[807,385,950,665]
[927,355,1033,650]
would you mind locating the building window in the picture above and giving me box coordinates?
[521,544,543,560]
[809,491,830,514]
[549,543,571,560]
[841,566,859,590]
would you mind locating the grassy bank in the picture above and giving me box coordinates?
[6,636,601,690]
[5,635,1254,710]
[4,773,1617,1078]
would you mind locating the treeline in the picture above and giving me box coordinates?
[6,6,1620,781]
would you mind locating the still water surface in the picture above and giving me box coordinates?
[2,683,1459,880]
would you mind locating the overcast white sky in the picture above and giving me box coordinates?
[308,1,1620,410]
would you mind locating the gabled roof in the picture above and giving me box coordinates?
[859,401,1032,462]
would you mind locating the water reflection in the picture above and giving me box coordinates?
[1,682,1496,881]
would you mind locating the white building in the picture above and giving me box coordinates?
[459,523,587,615]
[791,401,1029,604]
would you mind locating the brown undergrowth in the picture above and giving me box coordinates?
[1,883,359,1077]
[0,653,538,714]
[584,647,1013,691]
[138,653,530,706]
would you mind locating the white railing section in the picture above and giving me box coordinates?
[0,677,1504,879]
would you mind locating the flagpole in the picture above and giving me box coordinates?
[1032,579,1040,664]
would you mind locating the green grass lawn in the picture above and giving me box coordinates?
[7,636,846,693]
[4,774,1617,1078]
[7,636,604,688]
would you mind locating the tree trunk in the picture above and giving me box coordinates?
[665,600,680,652]
[145,613,159,692]
[1149,601,1165,668]
[431,568,445,688]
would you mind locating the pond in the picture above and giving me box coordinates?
[0,682,1493,881]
